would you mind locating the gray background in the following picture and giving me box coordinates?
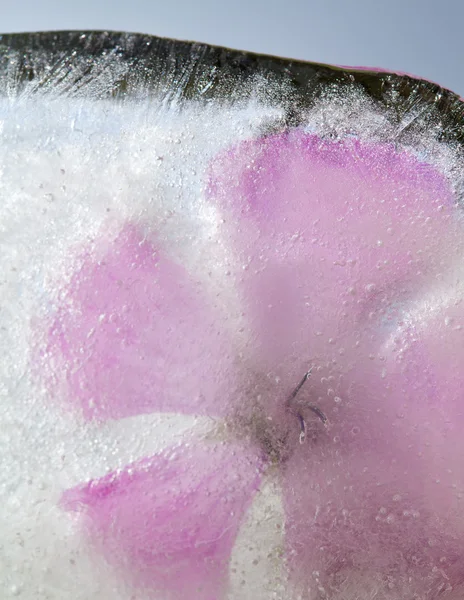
[1,0,463,97]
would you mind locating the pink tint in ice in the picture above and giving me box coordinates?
[45,224,238,421]
[62,439,263,599]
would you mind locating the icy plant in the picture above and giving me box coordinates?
[38,129,464,599]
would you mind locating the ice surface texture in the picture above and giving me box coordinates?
[2,31,464,600]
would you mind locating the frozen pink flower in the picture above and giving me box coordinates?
[40,130,464,599]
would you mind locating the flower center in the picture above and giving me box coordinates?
[285,369,328,444]
[229,369,328,465]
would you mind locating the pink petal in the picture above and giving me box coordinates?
[209,132,461,383]
[372,287,464,524]
[62,439,263,599]
[41,224,239,421]
[281,286,464,596]
[282,442,464,597]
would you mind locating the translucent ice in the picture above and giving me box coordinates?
[2,31,464,600]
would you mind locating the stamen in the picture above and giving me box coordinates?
[297,412,306,444]
[306,404,328,425]
[286,368,327,444]
[286,369,312,404]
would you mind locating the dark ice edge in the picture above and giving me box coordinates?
[0,30,463,148]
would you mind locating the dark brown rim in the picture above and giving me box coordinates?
[0,30,463,146]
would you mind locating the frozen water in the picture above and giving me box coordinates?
[1,31,464,600]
